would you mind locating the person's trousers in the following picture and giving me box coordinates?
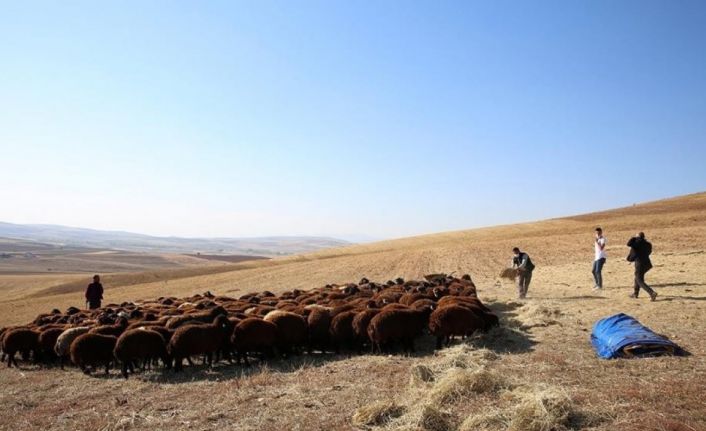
[633,262,655,297]
[517,271,532,298]
[592,258,606,288]
[88,301,101,310]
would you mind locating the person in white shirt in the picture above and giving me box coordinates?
[592,227,607,290]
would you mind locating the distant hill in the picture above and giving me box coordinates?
[0,222,350,256]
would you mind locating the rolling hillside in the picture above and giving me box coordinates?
[0,192,704,431]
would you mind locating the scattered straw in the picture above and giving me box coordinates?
[418,405,456,431]
[409,364,435,386]
[507,385,573,431]
[429,367,507,405]
[459,409,509,431]
[351,400,405,427]
[517,304,563,328]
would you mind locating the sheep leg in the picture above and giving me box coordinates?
[186,356,195,367]
[207,352,213,368]
[121,363,129,379]
[435,336,443,350]
[7,351,15,368]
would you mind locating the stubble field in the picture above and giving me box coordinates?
[0,193,704,431]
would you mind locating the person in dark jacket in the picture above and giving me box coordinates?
[512,247,535,299]
[627,232,657,301]
[85,274,104,309]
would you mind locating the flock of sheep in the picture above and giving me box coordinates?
[0,274,498,378]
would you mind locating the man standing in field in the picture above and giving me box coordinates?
[512,247,535,299]
[627,232,657,301]
[592,227,607,290]
[85,274,104,309]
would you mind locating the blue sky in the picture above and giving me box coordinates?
[1,1,704,241]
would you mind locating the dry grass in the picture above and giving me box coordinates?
[428,367,508,404]
[507,385,573,431]
[352,400,406,427]
[1,192,705,431]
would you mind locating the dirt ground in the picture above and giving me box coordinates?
[0,192,704,431]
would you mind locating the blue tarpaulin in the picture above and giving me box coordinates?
[591,313,681,359]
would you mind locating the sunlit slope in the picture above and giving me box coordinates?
[1,192,704,326]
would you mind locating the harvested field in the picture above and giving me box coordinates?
[0,192,704,430]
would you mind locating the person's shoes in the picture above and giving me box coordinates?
[629,293,638,299]
[593,285,602,291]
[650,291,658,302]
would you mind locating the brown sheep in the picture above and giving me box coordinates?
[3,328,39,367]
[306,307,331,354]
[437,295,490,312]
[38,327,65,364]
[263,310,307,356]
[399,292,432,306]
[329,310,358,353]
[164,306,227,329]
[351,309,380,349]
[428,305,486,349]
[114,329,170,378]
[367,309,427,353]
[88,317,128,337]
[231,317,277,365]
[70,333,118,375]
[168,315,233,371]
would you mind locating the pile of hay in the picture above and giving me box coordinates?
[409,364,436,385]
[507,385,573,431]
[458,384,576,431]
[517,304,563,328]
[499,267,518,280]
[351,400,405,427]
[418,405,456,431]
[459,410,508,431]
[429,367,507,404]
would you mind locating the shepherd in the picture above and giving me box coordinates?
[85,274,104,309]
[511,247,535,299]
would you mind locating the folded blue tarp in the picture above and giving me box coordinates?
[591,313,681,359]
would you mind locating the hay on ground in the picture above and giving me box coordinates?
[351,400,405,427]
[410,364,435,385]
[429,367,507,405]
[418,405,456,431]
[459,409,509,431]
[517,304,563,328]
[507,385,573,431]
